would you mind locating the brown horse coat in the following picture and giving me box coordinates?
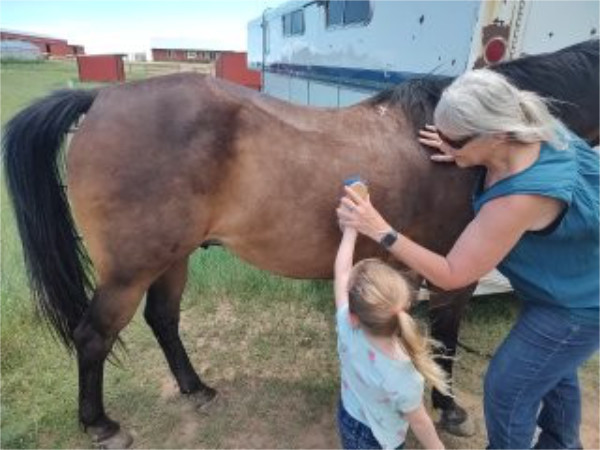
[69,74,474,286]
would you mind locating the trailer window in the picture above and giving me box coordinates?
[291,10,305,34]
[327,0,344,26]
[326,0,371,27]
[283,14,291,35]
[264,22,270,54]
[283,9,305,36]
[344,0,370,24]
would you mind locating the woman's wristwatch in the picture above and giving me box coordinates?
[379,229,399,249]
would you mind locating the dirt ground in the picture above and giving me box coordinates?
[139,367,598,449]
[122,299,599,449]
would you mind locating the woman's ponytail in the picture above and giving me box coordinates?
[514,90,567,148]
[397,310,451,396]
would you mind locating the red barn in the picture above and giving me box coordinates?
[0,29,85,58]
[215,52,261,90]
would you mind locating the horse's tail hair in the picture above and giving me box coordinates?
[2,89,99,352]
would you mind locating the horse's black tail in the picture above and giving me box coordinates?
[2,89,99,352]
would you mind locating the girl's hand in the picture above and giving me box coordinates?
[337,187,392,242]
[418,124,456,163]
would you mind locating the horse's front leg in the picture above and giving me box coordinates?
[73,281,146,449]
[428,284,477,437]
[144,257,217,408]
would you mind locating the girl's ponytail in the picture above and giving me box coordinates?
[397,310,451,396]
[347,258,452,396]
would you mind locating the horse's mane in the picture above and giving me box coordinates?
[365,75,452,132]
[365,39,599,133]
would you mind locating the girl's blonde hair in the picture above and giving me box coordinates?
[434,68,568,149]
[348,259,450,396]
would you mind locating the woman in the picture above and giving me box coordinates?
[337,69,599,449]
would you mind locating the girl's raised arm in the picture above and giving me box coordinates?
[334,228,358,310]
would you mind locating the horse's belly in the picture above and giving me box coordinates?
[221,235,337,279]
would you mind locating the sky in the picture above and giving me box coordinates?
[0,0,283,55]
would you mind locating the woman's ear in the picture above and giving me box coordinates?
[349,312,360,328]
[487,133,508,149]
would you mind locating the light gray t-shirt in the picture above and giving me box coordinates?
[337,305,424,449]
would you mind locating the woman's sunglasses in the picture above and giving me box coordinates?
[437,130,477,150]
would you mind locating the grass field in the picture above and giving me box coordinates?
[0,60,598,449]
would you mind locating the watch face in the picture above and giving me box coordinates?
[381,231,398,248]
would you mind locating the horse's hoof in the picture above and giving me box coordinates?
[91,428,134,449]
[188,387,218,412]
[437,404,476,437]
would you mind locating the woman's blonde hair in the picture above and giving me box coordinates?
[434,68,568,149]
[348,259,450,396]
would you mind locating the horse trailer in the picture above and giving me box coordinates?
[247,0,598,107]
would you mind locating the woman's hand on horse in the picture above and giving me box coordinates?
[419,124,456,163]
[337,186,392,242]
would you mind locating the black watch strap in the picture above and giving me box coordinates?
[379,229,399,249]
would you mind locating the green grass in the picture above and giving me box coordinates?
[1,60,597,449]
[1,60,85,117]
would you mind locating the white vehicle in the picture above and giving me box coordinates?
[248,0,598,107]
[248,0,598,296]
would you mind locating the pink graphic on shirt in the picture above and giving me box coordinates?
[354,370,365,384]
[368,349,376,362]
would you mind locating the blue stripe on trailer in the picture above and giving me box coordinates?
[264,63,445,91]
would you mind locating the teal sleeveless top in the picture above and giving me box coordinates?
[473,132,599,322]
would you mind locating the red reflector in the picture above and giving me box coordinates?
[484,37,507,64]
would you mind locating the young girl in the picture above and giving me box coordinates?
[334,225,447,449]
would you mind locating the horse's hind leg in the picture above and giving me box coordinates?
[144,257,216,406]
[428,284,477,437]
[74,280,147,448]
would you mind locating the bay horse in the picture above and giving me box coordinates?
[3,39,598,447]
